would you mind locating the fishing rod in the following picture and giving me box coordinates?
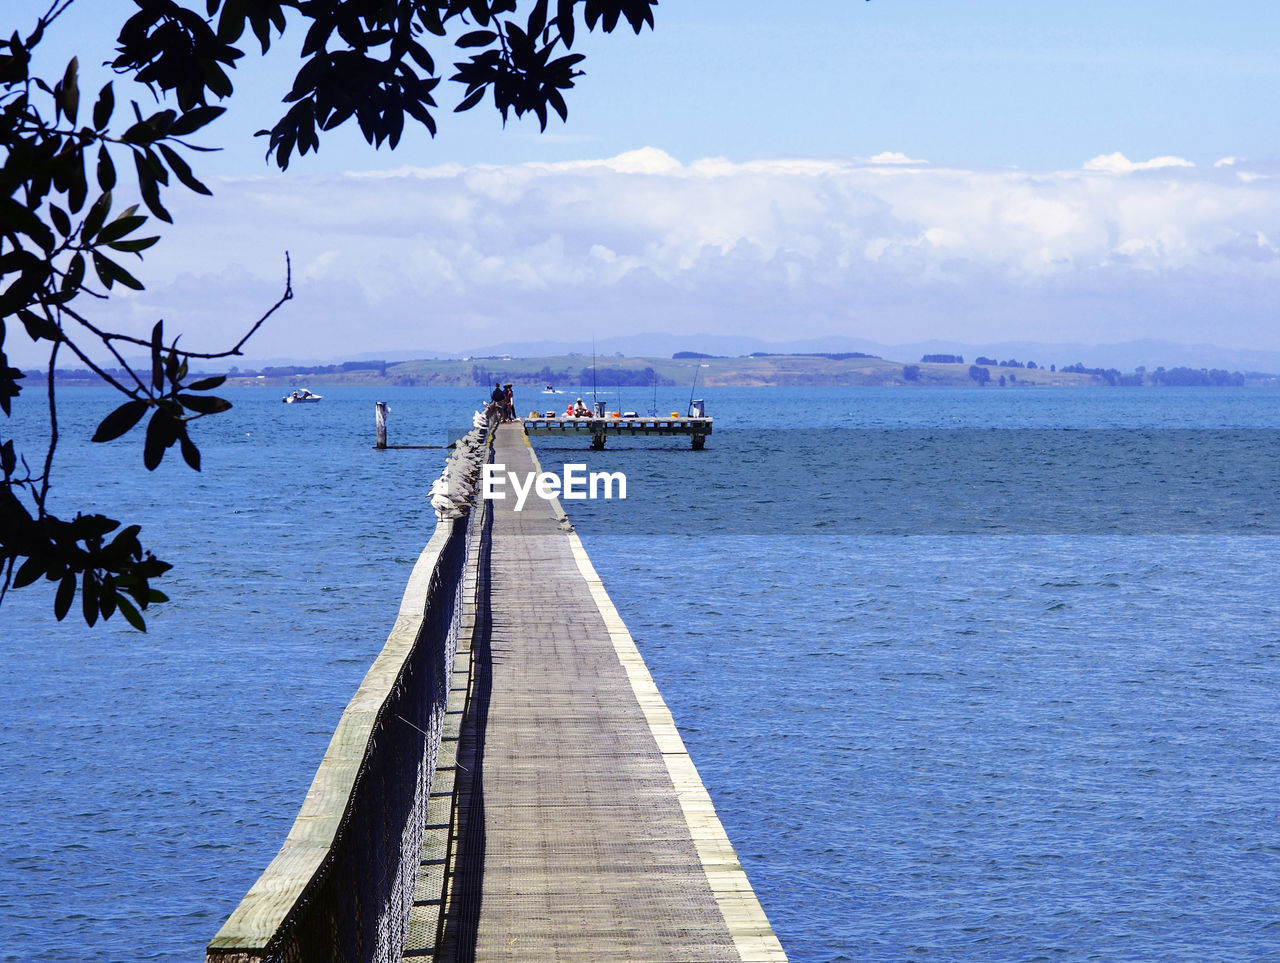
[687,362,707,415]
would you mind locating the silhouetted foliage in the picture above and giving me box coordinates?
[578,365,669,387]
[968,365,990,386]
[923,353,964,364]
[901,364,920,382]
[748,351,879,360]
[1148,366,1245,387]
[977,356,1037,369]
[1059,362,1141,386]
[673,351,722,359]
[2,0,657,627]
[472,364,572,385]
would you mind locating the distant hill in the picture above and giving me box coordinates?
[185,352,1278,390]
[431,334,1280,376]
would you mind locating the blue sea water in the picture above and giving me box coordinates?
[3,385,1280,961]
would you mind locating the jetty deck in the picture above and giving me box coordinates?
[406,423,782,961]
[522,414,712,449]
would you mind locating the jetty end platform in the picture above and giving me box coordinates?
[207,421,782,962]
[521,414,712,449]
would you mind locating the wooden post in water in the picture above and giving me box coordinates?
[375,401,388,449]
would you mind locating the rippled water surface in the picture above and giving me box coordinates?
[4,386,1280,961]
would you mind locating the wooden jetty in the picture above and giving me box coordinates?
[207,421,780,962]
[522,414,712,449]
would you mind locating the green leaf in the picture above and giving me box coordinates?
[558,0,575,47]
[547,86,567,122]
[92,250,145,290]
[0,197,56,252]
[143,408,176,470]
[60,58,79,124]
[121,120,158,145]
[528,0,549,40]
[186,375,226,391]
[157,144,211,196]
[50,205,71,238]
[115,592,147,631]
[81,571,99,627]
[18,310,61,342]
[216,0,247,43]
[97,146,116,192]
[407,41,435,74]
[68,159,88,214]
[64,252,85,292]
[54,572,75,621]
[179,432,201,471]
[92,399,149,442]
[97,214,147,245]
[205,62,234,99]
[133,151,172,223]
[106,236,160,255]
[169,105,226,136]
[151,321,164,390]
[13,555,45,590]
[457,30,497,47]
[455,86,486,112]
[467,0,492,26]
[177,393,232,415]
[83,191,112,242]
[145,109,178,137]
[105,256,144,290]
[249,9,275,53]
[92,82,114,130]
[99,578,118,620]
[91,250,116,289]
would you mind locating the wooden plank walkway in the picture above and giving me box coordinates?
[404,423,785,962]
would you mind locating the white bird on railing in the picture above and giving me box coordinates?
[428,424,491,518]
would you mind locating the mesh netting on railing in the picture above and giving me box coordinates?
[283,516,467,963]
[207,498,478,963]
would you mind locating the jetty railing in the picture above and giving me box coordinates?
[206,489,482,962]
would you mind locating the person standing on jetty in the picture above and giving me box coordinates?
[488,382,506,423]
[503,383,515,422]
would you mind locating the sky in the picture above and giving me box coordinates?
[9,0,1280,365]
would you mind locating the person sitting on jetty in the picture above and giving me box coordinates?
[573,398,591,417]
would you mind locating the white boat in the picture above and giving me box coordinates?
[282,388,322,404]
[542,384,562,394]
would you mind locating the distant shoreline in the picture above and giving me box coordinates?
[28,352,1277,389]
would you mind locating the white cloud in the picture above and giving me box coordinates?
[21,148,1280,364]
[1083,152,1196,173]
[868,151,929,165]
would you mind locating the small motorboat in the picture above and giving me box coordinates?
[282,388,322,403]
[542,384,562,394]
